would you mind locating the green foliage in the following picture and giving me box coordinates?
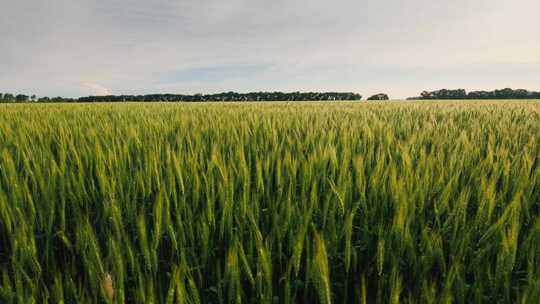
[367,93,390,101]
[410,88,540,100]
[0,92,362,103]
[0,101,539,303]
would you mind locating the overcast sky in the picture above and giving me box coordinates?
[1,0,539,98]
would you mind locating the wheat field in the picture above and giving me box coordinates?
[0,101,539,303]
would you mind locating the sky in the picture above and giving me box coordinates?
[1,0,540,99]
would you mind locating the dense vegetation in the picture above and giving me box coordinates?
[1,102,540,303]
[409,88,540,100]
[4,88,540,103]
[0,92,361,103]
[367,93,390,101]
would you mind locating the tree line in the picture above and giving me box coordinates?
[408,88,540,100]
[3,88,540,103]
[0,93,76,103]
[0,92,362,103]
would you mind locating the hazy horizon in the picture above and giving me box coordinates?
[2,0,539,99]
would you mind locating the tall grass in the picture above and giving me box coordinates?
[0,101,539,303]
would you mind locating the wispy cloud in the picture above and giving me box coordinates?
[81,82,112,96]
[156,65,272,85]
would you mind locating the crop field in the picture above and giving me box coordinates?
[0,101,539,303]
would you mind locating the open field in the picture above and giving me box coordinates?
[0,101,539,303]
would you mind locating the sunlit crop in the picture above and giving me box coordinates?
[0,101,539,303]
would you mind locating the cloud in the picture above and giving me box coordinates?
[1,0,539,98]
[156,65,271,85]
[81,82,112,96]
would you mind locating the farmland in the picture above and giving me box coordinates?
[0,101,539,303]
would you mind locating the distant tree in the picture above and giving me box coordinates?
[409,88,540,100]
[15,94,29,102]
[3,93,14,102]
[467,91,490,99]
[420,91,432,99]
[367,93,389,101]
[429,89,467,99]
